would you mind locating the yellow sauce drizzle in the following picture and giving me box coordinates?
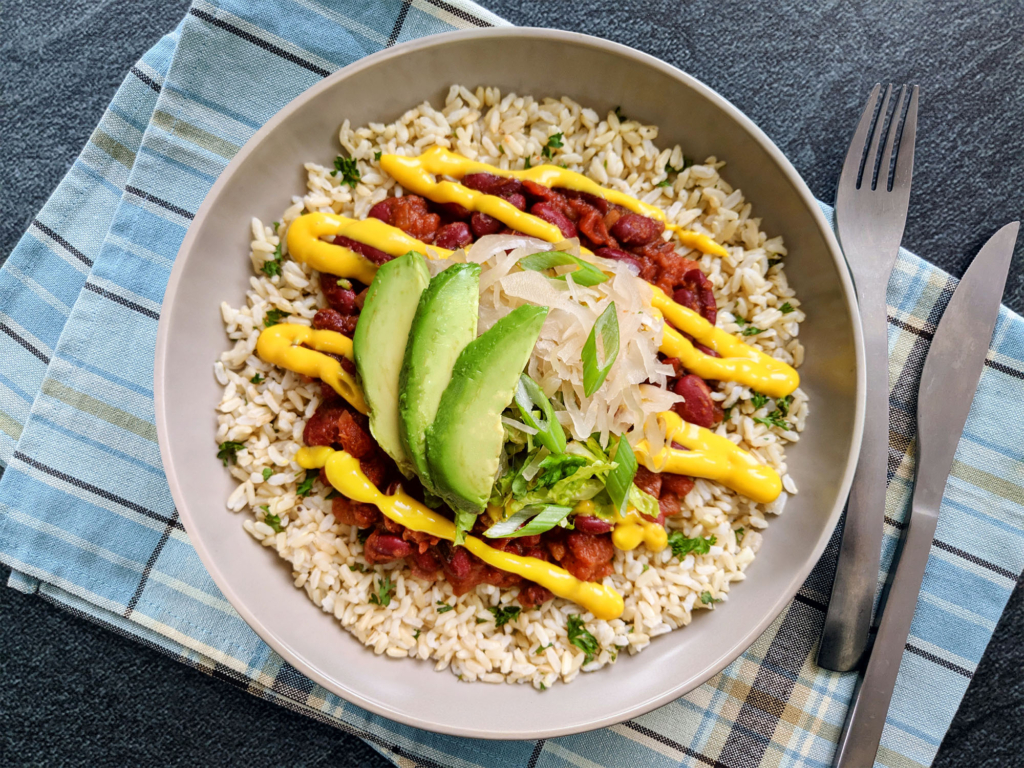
[296,447,624,620]
[256,324,367,414]
[286,211,451,285]
[381,147,729,257]
[634,411,782,504]
[652,287,800,399]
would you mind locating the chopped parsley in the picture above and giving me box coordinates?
[700,591,722,605]
[331,155,361,187]
[436,601,454,614]
[613,105,627,121]
[262,242,283,277]
[642,564,650,573]
[357,527,372,544]
[250,373,264,384]
[347,562,367,573]
[262,468,273,481]
[741,326,765,337]
[776,395,793,417]
[368,574,396,607]
[754,412,791,430]
[735,527,745,542]
[722,405,734,422]
[475,617,487,625]
[489,605,521,627]
[667,531,716,559]
[534,643,553,655]
[539,682,547,691]
[523,156,533,170]
[498,144,505,155]
[657,158,693,186]
[656,179,673,188]
[296,472,316,497]
[261,505,283,533]
[335,277,352,290]
[272,221,280,234]
[326,489,342,500]
[567,614,599,664]
[541,132,564,159]
[413,628,421,639]
[768,256,783,268]
[217,441,245,466]
[264,308,290,327]
[373,150,382,161]
[779,302,795,314]
[750,392,769,410]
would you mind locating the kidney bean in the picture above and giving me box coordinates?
[596,247,642,274]
[672,374,724,428]
[332,234,392,265]
[319,280,359,315]
[661,473,695,498]
[368,198,397,222]
[470,211,503,238]
[573,515,614,534]
[661,356,685,378]
[657,493,680,521]
[633,465,663,498]
[610,212,665,246]
[518,583,555,609]
[363,530,414,563]
[407,548,441,580]
[568,198,615,249]
[434,221,473,250]
[558,188,610,215]
[505,193,527,211]
[683,268,717,325]
[530,202,577,239]
[312,308,355,338]
[462,173,523,198]
[332,496,380,528]
[521,179,560,203]
[434,201,471,220]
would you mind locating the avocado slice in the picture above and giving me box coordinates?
[399,263,481,488]
[426,304,549,514]
[352,252,430,476]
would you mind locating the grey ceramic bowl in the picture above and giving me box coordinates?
[155,28,865,739]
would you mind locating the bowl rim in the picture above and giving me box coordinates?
[155,26,865,739]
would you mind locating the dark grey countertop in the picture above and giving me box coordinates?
[2,0,1021,765]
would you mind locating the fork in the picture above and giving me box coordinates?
[817,83,920,673]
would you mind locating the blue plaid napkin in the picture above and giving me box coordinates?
[2,2,1022,766]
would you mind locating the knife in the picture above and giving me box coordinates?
[832,221,1019,767]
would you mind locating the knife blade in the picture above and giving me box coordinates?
[832,221,1019,767]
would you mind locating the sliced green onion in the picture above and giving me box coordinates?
[582,302,620,397]
[518,251,608,287]
[514,374,566,454]
[605,435,638,515]
[484,504,573,538]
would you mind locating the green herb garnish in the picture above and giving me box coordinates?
[296,472,315,497]
[498,144,505,155]
[741,326,765,337]
[613,106,627,121]
[667,531,716,559]
[489,605,521,627]
[272,221,280,233]
[776,395,793,417]
[250,373,264,384]
[262,242,283,277]
[735,527,745,542]
[217,441,245,466]
[262,468,273,481]
[754,413,791,430]
[524,156,533,170]
[539,682,547,691]
[264,308,290,327]
[357,527,372,544]
[413,628,421,639]
[326,489,342,500]
[514,374,568,454]
[331,155,361,187]
[750,392,769,410]
[436,601,454,614]
[642,564,649,573]
[518,250,608,287]
[373,150,382,161]
[582,302,620,397]
[567,614,599,663]
[475,617,487,624]
[369,574,396,607]
[700,591,722,605]
[261,505,283,533]
[534,643,553,655]
[541,132,564,159]
[779,302,795,314]
[348,562,367,573]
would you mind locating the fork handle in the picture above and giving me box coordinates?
[817,291,889,672]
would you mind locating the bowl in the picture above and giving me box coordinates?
[155,27,864,739]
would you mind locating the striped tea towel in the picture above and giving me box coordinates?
[1,2,1022,766]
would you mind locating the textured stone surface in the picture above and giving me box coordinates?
[2,0,1021,765]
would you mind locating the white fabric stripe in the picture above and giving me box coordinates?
[910,636,977,675]
[1,553,131,616]
[147,569,236,615]
[105,232,176,271]
[0,309,54,358]
[915,590,998,632]
[4,506,144,574]
[2,262,72,316]
[25,224,92,276]
[88,274,163,315]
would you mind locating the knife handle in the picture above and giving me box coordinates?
[832,496,939,767]
[817,293,889,672]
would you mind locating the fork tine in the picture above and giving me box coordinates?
[840,83,881,188]
[880,85,908,191]
[861,83,892,190]
[892,85,919,192]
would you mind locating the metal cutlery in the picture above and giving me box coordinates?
[832,221,1019,766]
[818,83,920,672]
